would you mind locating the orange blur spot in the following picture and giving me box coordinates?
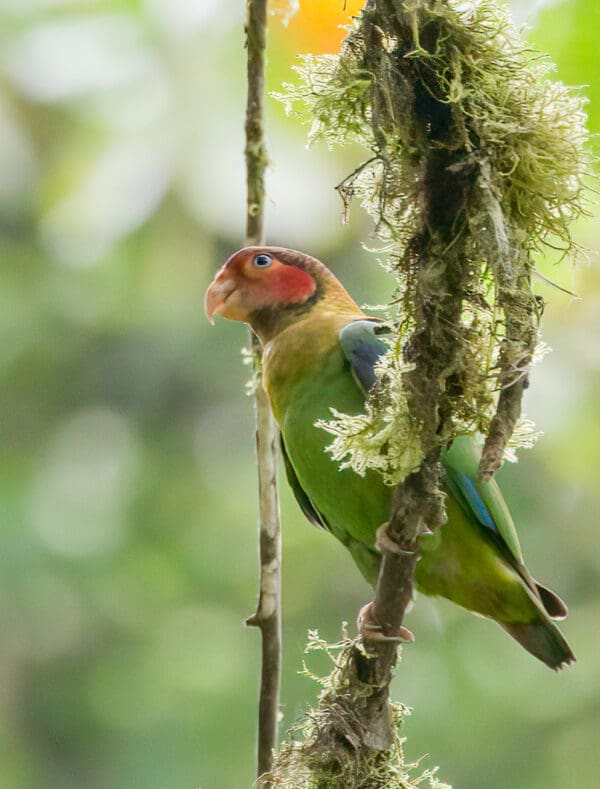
[270,0,365,54]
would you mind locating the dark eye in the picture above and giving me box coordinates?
[253,254,272,268]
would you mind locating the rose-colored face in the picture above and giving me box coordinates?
[204,247,317,325]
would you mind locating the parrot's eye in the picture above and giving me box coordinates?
[253,254,272,269]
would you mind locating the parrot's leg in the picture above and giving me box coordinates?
[357,602,415,643]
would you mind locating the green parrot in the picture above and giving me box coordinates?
[205,245,574,670]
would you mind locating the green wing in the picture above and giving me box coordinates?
[280,435,330,531]
[338,320,525,566]
[280,319,388,534]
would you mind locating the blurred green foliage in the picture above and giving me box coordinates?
[0,1,598,788]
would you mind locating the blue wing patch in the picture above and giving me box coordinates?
[441,436,523,559]
[447,467,498,535]
[339,320,390,395]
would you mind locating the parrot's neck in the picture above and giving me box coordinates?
[261,307,366,423]
[249,276,361,345]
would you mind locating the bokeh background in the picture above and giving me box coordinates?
[0,0,598,787]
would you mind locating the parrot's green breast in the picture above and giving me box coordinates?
[277,336,392,549]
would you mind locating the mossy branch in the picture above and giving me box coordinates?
[276,0,589,483]
[267,0,589,783]
[261,632,449,788]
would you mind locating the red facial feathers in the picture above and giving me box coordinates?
[226,249,317,309]
[268,262,317,304]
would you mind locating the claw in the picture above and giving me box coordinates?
[375,523,417,556]
[357,603,415,644]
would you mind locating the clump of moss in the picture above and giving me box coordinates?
[260,631,450,789]
[277,0,590,484]
[316,333,424,485]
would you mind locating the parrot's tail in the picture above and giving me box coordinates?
[500,619,575,670]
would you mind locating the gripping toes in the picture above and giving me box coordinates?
[375,523,418,557]
[357,602,415,643]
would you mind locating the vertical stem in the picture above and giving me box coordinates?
[243,1,282,785]
[247,377,282,781]
[245,0,268,246]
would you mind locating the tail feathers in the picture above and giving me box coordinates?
[500,619,575,671]
[534,582,569,621]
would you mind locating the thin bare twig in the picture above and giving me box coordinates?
[243,1,282,784]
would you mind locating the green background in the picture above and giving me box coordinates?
[0,1,598,787]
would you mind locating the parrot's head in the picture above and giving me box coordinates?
[205,246,354,341]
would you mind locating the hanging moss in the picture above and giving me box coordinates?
[260,632,450,789]
[276,0,590,484]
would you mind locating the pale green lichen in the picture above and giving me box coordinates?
[280,6,589,252]
[317,332,547,485]
[275,0,589,484]
[261,630,451,789]
[316,335,424,485]
[503,416,543,464]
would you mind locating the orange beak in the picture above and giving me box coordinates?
[204,270,237,325]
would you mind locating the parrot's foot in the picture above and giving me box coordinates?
[375,523,417,557]
[357,603,415,643]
